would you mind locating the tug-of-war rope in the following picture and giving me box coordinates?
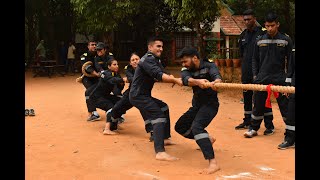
[211,83,295,94]
[203,82,295,108]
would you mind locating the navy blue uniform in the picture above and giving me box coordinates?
[175,59,221,160]
[107,64,152,132]
[85,70,124,119]
[238,26,273,127]
[129,52,171,153]
[250,32,293,131]
[283,44,295,143]
[80,51,99,89]
[94,52,114,73]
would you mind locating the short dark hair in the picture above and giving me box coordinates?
[265,11,279,23]
[107,59,117,66]
[130,52,139,59]
[243,9,255,16]
[177,47,200,59]
[147,36,163,45]
[87,40,96,45]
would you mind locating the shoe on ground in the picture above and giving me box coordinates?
[278,141,295,150]
[263,129,275,136]
[235,123,249,130]
[25,109,29,116]
[244,129,257,138]
[87,114,101,122]
[29,109,35,116]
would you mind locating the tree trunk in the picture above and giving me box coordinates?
[195,22,206,58]
[102,31,114,51]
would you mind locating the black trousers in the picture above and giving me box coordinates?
[284,93,295,141]
[108,90,152,132]
[243,90,274,128]
[175,98,219,160]
[250,91,288,131]
[82,77,99,113]
[130,95,171,153]
[86,92,121,113]
[82,76,98,89]
[65,58,75,73]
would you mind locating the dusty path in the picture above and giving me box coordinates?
[25,68,294,180]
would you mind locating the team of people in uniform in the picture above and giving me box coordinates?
[75,10,294,175]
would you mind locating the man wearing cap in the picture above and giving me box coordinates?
[129,36,183,161]
[94,42,114,73]
[175,46,222,174]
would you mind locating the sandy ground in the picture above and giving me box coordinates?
[25,67,294,180]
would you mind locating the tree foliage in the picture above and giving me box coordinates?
[224,0,295,40]
[164,0,221,57]
[71,0,138,34]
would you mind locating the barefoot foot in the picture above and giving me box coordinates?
[164,139,176,146]
[209,136,216,144]
[102,129,119,135]
[156,152,179,161]
[201,159,220,174]
[117,125,124,130]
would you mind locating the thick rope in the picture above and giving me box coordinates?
[206,82,295,94]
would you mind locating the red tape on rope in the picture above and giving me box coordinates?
[265,84,279,108]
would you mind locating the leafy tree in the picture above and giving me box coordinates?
[25,0,73,63]
[224,0,295,40]
[71,0,184,59]
[164,0,221,57]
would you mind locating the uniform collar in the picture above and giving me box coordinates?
[196,59,205,71]
[147,51,159,58]
[247,26,260,33]
[267,31,280,39]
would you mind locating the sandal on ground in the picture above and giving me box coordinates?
[25,109,29,116]
[29,109,35,116]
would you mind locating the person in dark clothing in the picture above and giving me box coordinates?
[78,40,102,121]
[85,59,126,125]
[175,47,221,174]
[94,42,114,73]
[129,36,182,161]
[244,11,292,138]
[278,43,295,149]
[103,53,153,135]
[58,41,67,66]
[235,9,275,134]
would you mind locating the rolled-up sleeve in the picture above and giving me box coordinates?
[209,64,222,80]
[181,68,192,86]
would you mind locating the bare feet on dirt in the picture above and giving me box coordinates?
[156,152,179,161]
[209,136,216,144]
[201,159,220,175]
[164,139,176,146]
[117,125,124,130]
[102,129,119,135]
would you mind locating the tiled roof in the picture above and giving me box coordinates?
[231,15,247,32]
[220,16,242,35]
[220,15,262,36]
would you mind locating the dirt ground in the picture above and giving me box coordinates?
[25,67,294,180]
